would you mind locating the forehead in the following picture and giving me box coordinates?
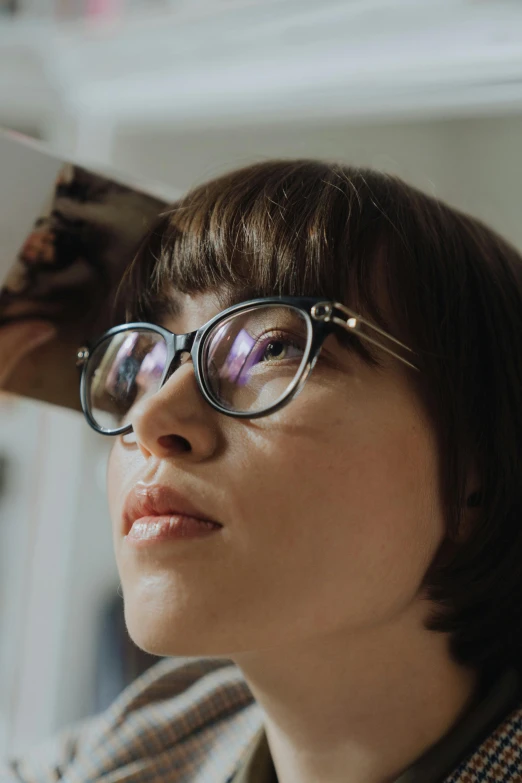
[152,290,228,334]
[154,288,255,333]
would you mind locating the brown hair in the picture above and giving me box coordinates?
[118,159,522,676]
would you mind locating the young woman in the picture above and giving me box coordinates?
[3,160,522,783]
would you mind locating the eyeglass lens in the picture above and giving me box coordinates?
[85,304,312,431]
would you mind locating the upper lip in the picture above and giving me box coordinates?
[122,484,221,535]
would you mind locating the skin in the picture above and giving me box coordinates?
[107,290,480,783]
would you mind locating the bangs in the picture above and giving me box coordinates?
[116,160,417,369]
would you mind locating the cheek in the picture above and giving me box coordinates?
[231,397,445,629]
[105,368,447,654]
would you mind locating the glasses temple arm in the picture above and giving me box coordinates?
[320,302,420,373]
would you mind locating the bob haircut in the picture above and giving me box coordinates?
[117,159,522,678]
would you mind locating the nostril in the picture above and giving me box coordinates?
[158,434,191,453]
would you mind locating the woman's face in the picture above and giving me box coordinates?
[107,290,446,657]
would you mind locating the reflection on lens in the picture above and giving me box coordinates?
[203,305,311,413]
[86,329,167,431]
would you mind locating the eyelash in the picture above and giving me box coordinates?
[255,331,306,359]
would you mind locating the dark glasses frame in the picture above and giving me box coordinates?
[76,295,420,436]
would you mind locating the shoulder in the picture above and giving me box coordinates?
[445,701,522,782]
[102,655,254,719]
[1,656,263,783]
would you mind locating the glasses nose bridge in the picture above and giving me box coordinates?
[164,331,197,379]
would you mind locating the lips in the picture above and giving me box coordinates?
[122,483,221,536]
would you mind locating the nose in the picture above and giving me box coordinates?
[129,355,219,462]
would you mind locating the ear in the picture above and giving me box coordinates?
[466,490,482,508]
[464,456,482,507]
[459,460,482,541]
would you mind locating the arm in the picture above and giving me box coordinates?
[0,320,56,387]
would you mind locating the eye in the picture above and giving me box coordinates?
[262,339,287,361]
[258,333,304,363]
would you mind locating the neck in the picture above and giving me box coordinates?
[232,601,479,783]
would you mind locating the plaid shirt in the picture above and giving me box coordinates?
[1,656,522,783]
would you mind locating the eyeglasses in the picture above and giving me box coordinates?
[76,296,420,436]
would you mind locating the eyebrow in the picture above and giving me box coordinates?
[150,292,183,322]
[149,289,396,371]
[214,286,261,310]
[151,285,261,324]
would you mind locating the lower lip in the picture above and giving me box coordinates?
[126,515,222,545]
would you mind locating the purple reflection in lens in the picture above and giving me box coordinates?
[106,332,139,391]
[136,339,167,386]
[221,328,265,386]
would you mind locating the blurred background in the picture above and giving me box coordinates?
[1,0,522,759]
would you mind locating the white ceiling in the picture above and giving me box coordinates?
[1,0,522,134]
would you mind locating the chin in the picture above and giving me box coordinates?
[121,590,235,659]
[123,606,197,657]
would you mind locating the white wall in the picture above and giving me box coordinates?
[111,113,522,250]
[447,116,522,250]
[51,429,116,732]
[2,400,118,757]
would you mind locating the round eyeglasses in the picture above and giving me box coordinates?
[76,296,420,436]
